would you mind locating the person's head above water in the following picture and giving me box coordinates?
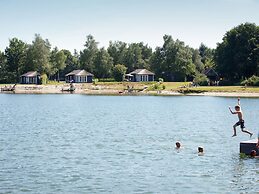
[175,142,181,149]
[250,150,257,157]
[198,146,204,153]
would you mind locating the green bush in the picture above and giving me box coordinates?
[41,74,48,85]
[98,78,115,82]
[113,64,127,82]
[93,78,99,85]
[149,82,165,91]
[218,80,235,86]
[241,76,259,86]
[193,74,208,86]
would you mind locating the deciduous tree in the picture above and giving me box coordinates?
[0,51,8,83]
[113,64,127,81]
[215,23,259,81]
[50,47,67,81]
[80,35,99,73]
[25,34,52,75]
[94,48,113,78]
[151,35,195,81]
[5,38,28,82]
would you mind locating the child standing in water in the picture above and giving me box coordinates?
[229,98,253,137]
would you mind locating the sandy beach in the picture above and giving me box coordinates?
[2,83,259,97]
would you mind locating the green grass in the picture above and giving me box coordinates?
[46,81,65,85]
[158,82,259,93]
[94,81,155,90]
[184,86,259,93]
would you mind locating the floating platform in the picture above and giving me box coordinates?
[240,139,258,156]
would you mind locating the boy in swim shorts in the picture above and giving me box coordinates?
[229,98,253,137]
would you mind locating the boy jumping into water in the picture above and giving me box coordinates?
[229,98,253,137]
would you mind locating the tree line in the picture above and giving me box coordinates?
[0,22,258,84]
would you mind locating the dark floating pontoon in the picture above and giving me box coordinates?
[240,139,258,156]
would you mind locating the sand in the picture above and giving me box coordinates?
[2,84,259,97]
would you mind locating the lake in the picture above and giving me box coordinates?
[0,94,258,193]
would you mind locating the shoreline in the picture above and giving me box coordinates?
[1,84,259,97]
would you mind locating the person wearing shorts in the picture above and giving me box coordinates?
[229,98,253,137]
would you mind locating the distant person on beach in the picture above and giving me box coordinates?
[229,97,253,138]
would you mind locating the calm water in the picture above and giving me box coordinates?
[0,94,258,193]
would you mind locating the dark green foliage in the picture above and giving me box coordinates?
[192,49,204,73]
[93,48,113,78]
[218,80,236,86]
[79,35,98,73]
[113,64,127,81]
[5,38,28,82]
[25,34,51,75]
[199,43,215,67]
[0,51,8,83]
[60,49,80,79]
[215,23,259,81]
[50,47,67,81]
[107,41,127,66]
[150,35,195,81]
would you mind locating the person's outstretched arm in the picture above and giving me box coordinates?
[229,107,236,114]
[237,97,240,106]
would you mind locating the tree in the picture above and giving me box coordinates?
[80,35,99,73]
[60,49,80,78]
[123,43,152,72]
[199,43,214,66]
[93,48,113,78]
[138,42,153,69]
[215,23,259,81]
[150,35,195,81]
[0,51,8,83]
[150,47,165,79]
[113,64,127,81]
[25,34,52,75]
[5,38,28,82]
[192,49,204,73]
[50,47,67,81]
[107,41,127,65]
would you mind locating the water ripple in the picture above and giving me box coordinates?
[0,95,258,193]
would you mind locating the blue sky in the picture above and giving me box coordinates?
[0,0,258,52]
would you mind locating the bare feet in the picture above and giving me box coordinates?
[232,134,237,137]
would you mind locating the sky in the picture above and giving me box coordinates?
[0,0,258,52]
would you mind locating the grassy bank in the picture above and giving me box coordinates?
[98,82,259,93]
